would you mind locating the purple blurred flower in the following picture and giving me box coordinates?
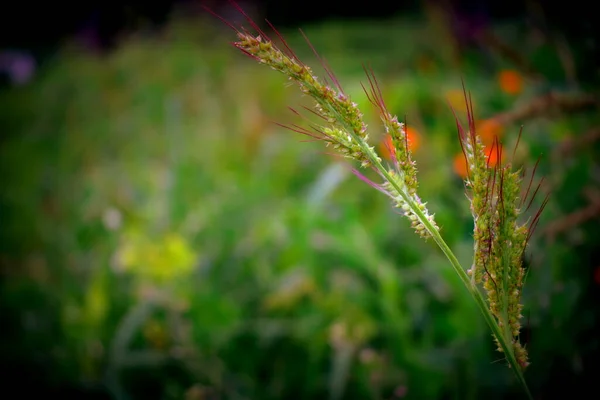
[0,50,35,85]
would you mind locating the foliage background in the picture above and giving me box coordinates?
[1,2,598,399]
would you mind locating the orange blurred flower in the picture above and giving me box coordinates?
[498,69,523,95]
[453,153,469,178]
[477,119,504,146]
[380,126,421,160]
[452,144,504,178]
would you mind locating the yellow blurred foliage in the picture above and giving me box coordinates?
[445,89,470,113]
[117,228,197,284]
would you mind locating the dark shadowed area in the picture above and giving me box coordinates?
[1,1,598,399]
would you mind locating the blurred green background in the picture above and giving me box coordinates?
[1,2,599,399]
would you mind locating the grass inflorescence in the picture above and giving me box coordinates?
[208,2,548,397]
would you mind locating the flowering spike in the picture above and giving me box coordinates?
[451,84,549,371]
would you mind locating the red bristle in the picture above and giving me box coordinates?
[449,105,467,143]
[274,121,324,141]
[460,81,477,146]
[265,19,300,61]
[467,95,477,146]
[287,106,301,116]
[299,29,344,94]
[367,65,387,112]
[521,157,541,208]
[235,45,261,61]
[361,79,384,116]
[300,105,328,121]
[319,56,343,95]
[402,115,410,154]
[321,150,345,159]
[450,106,472,180]
[362,64,387,115]
[486,137,497,169]
[511,126,524,164]
[228,0,272,42]
[527,192,550,243]
[351,168,388,194]
[298,138,325,143]
[525,177,545,213]
[497,137,504,167]
[360,81,374,105]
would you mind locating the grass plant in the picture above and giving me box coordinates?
[209,2,550,397]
